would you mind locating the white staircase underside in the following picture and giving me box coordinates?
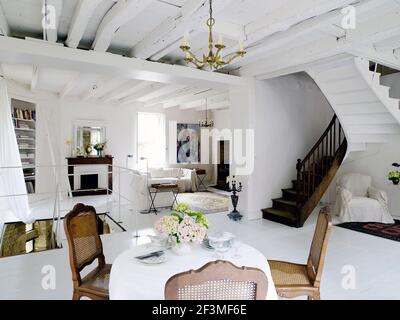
[308,57,400,154]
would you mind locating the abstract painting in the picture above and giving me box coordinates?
[177,123,200,163]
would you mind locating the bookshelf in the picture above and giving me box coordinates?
[11,98,36,194]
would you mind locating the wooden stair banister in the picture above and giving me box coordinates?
[262,115,347,228]
[295,115,346,226]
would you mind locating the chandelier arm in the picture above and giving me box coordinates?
[186,49,206,65]
[224,53,245,65]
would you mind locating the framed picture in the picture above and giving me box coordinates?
[177,123,200,163]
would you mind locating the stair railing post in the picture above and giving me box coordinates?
[296,159,302,226]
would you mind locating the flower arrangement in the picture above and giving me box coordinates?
[94,141,106,156]
[155,203,209,245]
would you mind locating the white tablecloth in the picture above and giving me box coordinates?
[109,243,278,300]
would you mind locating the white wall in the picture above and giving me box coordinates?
[240,73,334,220]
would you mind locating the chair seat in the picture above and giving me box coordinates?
[79,264,112,298]
[268,260,312,287]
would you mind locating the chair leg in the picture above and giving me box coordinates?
[307,291,321,300]
[72,290,81,300]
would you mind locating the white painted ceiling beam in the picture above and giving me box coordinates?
[163,89,224,109]
[130,0,233,60]
[130,0,206,59]
[59,74,80,99]
[42,0,63,42]
[120,82,166,105]
[136,84,186,102]
[0,36,245,89]
[30,66,39,92]
[144,86,199,106]
[179,93,228,110]
[65,0,104,48]
[240,4,400,78]
[0,3,9,36]
[220,0,357,62]
[81,76,127,101]
[225,0,385,69]
[102,80,147,103]
[195,100,229,111]
[92,0,155,52]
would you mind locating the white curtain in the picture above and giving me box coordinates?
[0,79,34,223]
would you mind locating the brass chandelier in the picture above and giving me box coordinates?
[180,0,246,70]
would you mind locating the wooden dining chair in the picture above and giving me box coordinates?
[165,260,268,300]
[64,203,111,300]
[268,206,332,300]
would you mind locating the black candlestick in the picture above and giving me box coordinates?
[227,177,243,221]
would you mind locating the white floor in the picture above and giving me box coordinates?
[0,195,399,300]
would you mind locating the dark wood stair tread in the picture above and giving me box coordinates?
[272,198,296,207]
[282,188,302,196]
[264,207,297,218]
[262,208,297,227]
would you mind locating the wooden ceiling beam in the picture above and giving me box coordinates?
[92,0,155,52]
[65,0,104,48]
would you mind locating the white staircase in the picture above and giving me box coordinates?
[308,57,400,154]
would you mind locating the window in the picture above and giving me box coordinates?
[137,112,165,168]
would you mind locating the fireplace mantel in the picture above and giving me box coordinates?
[66,157,113,196]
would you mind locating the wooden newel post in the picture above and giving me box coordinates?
[296,159,302,227]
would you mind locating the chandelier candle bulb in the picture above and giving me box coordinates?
[239,41,244,52]
[217,34,223,46]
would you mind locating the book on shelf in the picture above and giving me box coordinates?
[21,154,35,159]
[24,171,35,177]
[13,108,36,121]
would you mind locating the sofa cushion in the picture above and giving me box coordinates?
[163,168,182,178]
[149,168,165,178]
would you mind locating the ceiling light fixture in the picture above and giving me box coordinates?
[180,0,246,71]
[199,98,214,127]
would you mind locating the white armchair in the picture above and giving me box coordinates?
[334,173,394,223]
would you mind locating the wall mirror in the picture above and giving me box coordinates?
[73,120,106,157]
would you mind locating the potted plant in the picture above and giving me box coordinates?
[388,170,400,185]
[154,203,209,255]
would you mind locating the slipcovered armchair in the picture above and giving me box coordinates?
[334,173,394,223]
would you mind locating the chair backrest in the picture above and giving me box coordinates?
[165,260,268,300]
[339,173,372,197]
[64,203,105,285]
[307,206,332,287]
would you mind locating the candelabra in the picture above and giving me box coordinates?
[227,176,243,221]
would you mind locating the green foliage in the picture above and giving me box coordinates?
[172,203,209,229]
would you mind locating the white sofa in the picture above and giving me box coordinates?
[334,173,394,223]
[148,168,198,193]
[116,167,199,212]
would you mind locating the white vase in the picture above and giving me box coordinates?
[172,242,191,256]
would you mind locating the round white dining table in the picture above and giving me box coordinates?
[109,243,278,300]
